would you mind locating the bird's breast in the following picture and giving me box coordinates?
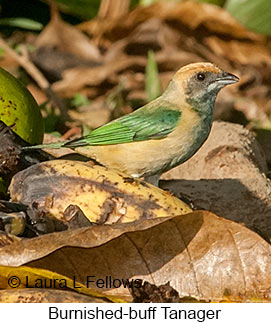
[163,106,212,170]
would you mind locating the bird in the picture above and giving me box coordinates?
[24,62,239,185]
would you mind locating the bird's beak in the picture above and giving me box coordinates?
[216,72,239,86]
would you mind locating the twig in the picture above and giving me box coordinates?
[61,127,81,140]
[0,36,70,121]
[98,0,131,19]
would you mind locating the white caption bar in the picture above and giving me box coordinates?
[1,303,270,322]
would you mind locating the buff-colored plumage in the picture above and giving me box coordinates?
[25,62,239,184]
[75,102,201,178]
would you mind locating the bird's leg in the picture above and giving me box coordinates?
[144,173,161,186]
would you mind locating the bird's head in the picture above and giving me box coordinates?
[164,62,239,114]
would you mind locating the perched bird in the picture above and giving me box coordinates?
[25,62,239,184]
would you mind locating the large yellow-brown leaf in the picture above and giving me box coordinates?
[9,160,191,225]
[0,265,123,302]
[0,211,270,302]
[0,288,108,303]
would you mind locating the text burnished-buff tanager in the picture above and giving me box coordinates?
[25,62,239,184]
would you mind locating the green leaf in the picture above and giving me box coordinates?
[55,0,101,20]
[196,0,224,6]
[225,0,271,35]
[71,93,91,108]
[139,0,157,5]
[145,50,161,102]
[0,18,43,31]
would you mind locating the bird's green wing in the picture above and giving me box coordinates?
[64,101,181,148]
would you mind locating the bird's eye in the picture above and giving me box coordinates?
[197,73,205,81]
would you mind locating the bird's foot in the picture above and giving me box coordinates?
[144,174,161,187]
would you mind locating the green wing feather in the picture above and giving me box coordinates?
[64,100,181,148]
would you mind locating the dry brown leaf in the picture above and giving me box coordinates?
[79,1,262,41]
[123,18,180,55]
[0,232,21,248]
[36,5,101,62]
[165,1,263,40]
[0,211,270,301]
[0,264,122,302]
[206,37,271,66]
[33,0,271,123]
[0,288,108,303]
[68,104,111,130]
[52,56,146,97]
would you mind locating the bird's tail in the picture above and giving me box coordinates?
[22,140,69,151]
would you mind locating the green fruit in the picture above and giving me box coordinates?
[0,67,44,144]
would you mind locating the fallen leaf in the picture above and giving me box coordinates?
[36,5,101,62]
[206,37,271,66]
[0,288,108,303]
[0,211,270,302]
[9,159,191,225]
[0,265,124,302]
[52,56,147,97]
[79,1,263,41]
[0,232,21,248]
